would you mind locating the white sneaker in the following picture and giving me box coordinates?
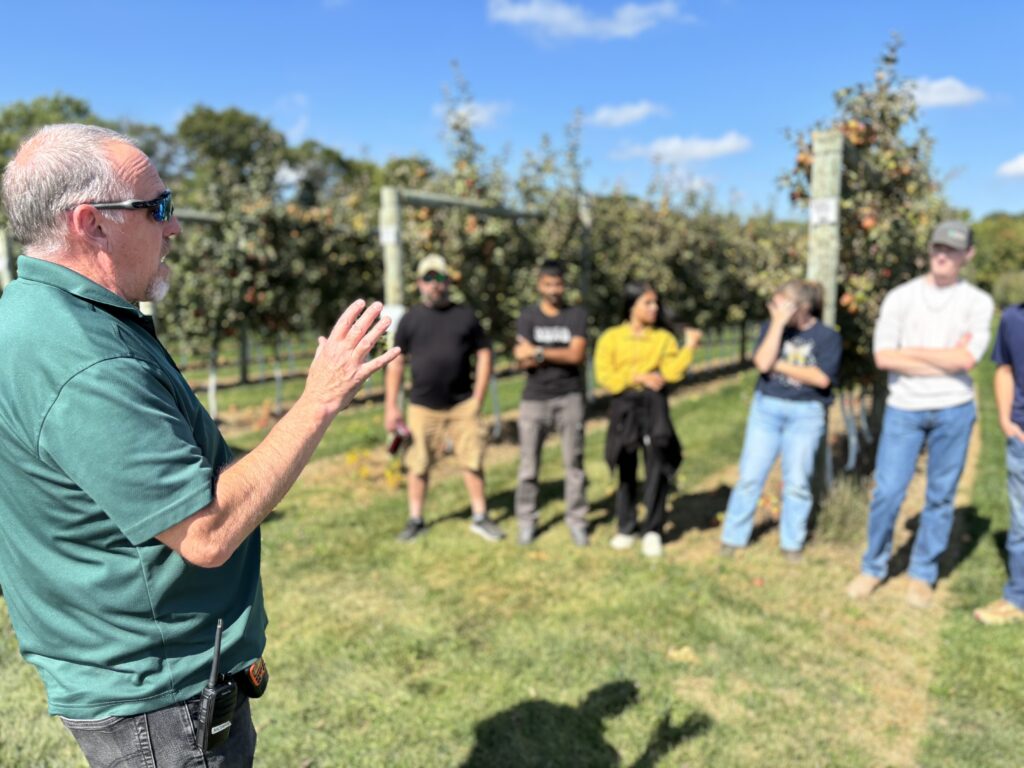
[641,531,663,558]
[610,533,636,550]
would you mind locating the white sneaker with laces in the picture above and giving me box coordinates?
[610,533,636,551]
[641,531,663,558]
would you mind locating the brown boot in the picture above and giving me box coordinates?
[973,598,1024,626]
[846,573,882,600]
[906,578,934,609]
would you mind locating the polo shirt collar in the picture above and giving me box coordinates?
[16,255,144,318]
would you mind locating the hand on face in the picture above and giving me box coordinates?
[767,294,798,325]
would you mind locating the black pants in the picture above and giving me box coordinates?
[615,443,672,535]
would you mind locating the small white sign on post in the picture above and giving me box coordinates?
[379,225,399,247]
[809,197,839,227]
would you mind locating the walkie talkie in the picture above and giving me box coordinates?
[197,619,237,752]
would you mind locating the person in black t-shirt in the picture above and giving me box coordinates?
[512,260,589,546]
[720,279,841,560]
[385,254,505,543]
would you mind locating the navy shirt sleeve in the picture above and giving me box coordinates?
[992,312,1012,367]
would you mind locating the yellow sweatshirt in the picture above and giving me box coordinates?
[594,323,695,395]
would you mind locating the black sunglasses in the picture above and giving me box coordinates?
[420,271,449,283]
[80,190,175,223]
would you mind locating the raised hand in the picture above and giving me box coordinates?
[305,300,402,417]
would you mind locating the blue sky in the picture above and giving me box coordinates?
[3,0,1021,219]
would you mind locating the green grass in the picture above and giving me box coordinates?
[918,357,1024,766]
[6,361,1018,766]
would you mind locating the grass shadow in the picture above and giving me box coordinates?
[662,484,731,544]
[460,680,712,768]
[886,506,989,580]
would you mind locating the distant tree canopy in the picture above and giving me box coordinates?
[3,44,1006,383]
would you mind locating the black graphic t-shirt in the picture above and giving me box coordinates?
[516,304,587,401]
[395,303,490,409]
[755,320,842,405]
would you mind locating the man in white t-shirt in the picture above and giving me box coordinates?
[847,221,994,607]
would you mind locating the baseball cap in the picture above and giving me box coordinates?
[929,220,973,251]
[416,254,450,279]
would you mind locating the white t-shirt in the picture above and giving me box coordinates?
[873,276,994,411]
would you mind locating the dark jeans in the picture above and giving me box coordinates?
[61,693,256,768]
[615,445,671,536]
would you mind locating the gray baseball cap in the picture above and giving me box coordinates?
[929,220,973,251]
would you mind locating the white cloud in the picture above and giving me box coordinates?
[908,77,986,108]
[997,153,1024,178]
[275,164,305,187]
[487,0,691,40]
[618,131,752,163]
[586,100,667,127]
[433,101,511,128]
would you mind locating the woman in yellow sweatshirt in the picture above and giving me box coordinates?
[595,282,702,557]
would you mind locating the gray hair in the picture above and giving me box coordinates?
[1,123,137,255]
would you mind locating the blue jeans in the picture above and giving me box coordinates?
[1003,437,1024,608]
[721,392,826,552]
[860,401,975,584]
[61,693,256,767]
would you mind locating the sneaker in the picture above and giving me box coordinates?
[396,518,426,542]
[641,531,663,558]
[782,549,803,564]
[845,573,882,600]
[906,578,934,609]
[610,533,636,551]
[567,521,589,548]
[470,516,506,542]
[973,598,1024,626]
[719,543,741,558]
[517,524,535,546]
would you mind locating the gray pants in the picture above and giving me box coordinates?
[515,392,588,528]
[61,693,256,767]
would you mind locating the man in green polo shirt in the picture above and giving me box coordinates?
[0,124,399,767]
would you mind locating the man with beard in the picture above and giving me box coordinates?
[512,259,590,546]
[385,254,504,542]
[0,124,397,766]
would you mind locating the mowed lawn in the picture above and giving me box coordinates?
[2,363,1023,766]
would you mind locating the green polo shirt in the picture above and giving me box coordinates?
[0,256,266,719]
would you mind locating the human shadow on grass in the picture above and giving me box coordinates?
[661,484,732,545]
[886,505,989,580]
[461,680,712,768]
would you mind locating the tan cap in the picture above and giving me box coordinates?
[416,254,449,279]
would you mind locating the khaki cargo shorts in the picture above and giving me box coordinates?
[405,398,487,476]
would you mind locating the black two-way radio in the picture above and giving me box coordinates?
[197,619,238,752]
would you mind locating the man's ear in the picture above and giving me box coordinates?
[964,246,976,264]
[68,205,109,250]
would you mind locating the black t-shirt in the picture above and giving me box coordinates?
[516,303,587,401]
[755,320,842,405]
[395,303,491,409]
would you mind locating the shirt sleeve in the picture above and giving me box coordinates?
[395,312,412,353]
[569,307,588,339]
[657,332,695,384]
[964,291,995,362]
[873,289,902,353]
[38,357,218,546]
[814,329,843,384]
[515,308,533,342]
[594,329,631,395]
[469,312,491,351]
[992,312,1011,366]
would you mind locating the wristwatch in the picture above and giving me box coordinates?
[534,348,545,364]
